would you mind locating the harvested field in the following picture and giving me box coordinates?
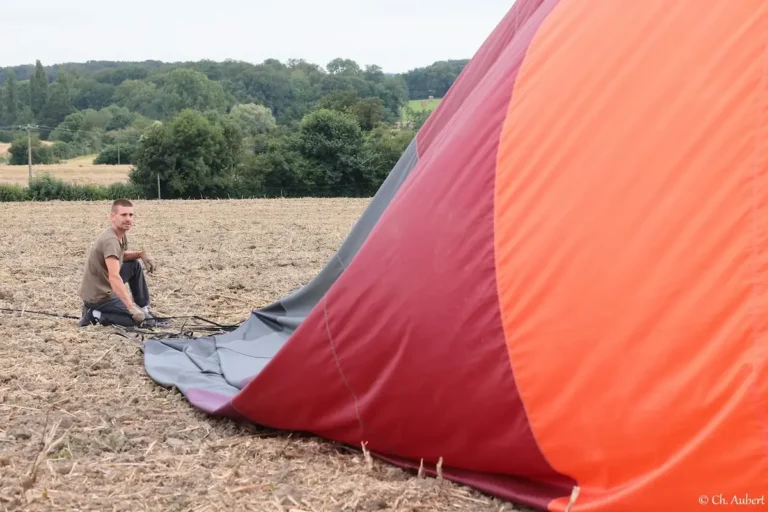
[0,199,535,512]
[0,163,132,186]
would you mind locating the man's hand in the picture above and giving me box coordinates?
[140,251,156,273]
[129,305,145,325]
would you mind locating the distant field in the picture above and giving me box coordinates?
[407,98,442,111]
[401,97,442,123]
[0,154,131,186]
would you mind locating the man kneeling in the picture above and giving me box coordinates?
[77,199,158,328]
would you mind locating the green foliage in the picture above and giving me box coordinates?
[0,174,146,202]
[8,134,60,165]
[402,106,432,131]
[158,68,233,115]
[28,173,104,200]
[2,70,18,124]
[49,141,80,161]
[363,125,415,185]
[0,55,464,200]
[293,108,366,194]
[315,91,385,130]
[228,103,276,137]
[38,70,77,137]
[403,59,468,99]
[72,78,116,111]
[95,143,137,164]
[0,183,28,202]
[29,60,48,117]
[130,109,241,198]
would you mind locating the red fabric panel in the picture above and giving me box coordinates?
[232,0,574,501]
[416,0,548,154]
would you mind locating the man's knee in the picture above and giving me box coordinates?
[121,260,141,272]
[120,260,142,278]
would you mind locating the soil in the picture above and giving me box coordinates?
[0,199,538,511]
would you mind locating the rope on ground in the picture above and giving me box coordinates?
[0,307,240,335]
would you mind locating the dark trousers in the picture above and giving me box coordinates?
[82,260,150,327]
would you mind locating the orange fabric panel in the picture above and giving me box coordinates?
[494,0,768,510]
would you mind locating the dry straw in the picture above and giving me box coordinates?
[0,198,540,511]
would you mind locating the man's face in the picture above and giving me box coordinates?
[111,206,134,232]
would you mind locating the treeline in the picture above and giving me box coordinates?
[0,58,467,108]
[0,57,466,198]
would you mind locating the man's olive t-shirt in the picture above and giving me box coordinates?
[78,227,126,305]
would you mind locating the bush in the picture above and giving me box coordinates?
[8,135,60,165]
[103,182,145,200]
[0,184,29,202]
[3,174,148,201]
[28,174,104,201]
[49,141,79,161]
[95,144,137,165]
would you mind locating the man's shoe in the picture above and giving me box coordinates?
[78,306,97,327]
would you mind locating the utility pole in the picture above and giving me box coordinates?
[24,125,33,182]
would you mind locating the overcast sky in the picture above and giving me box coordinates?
[0,0,514,73]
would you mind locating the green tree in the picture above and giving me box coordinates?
[114,80,164,119]
[130,109,239,198]
[403,59,468,99]
[72,78,116,110]
[315,91,383,130]
[8,133,57,165]
[294,108,366,195]
[327,58,362,76]
[3,70,18,124]
[29,60,48,117]
[38,70,76,138]
[158,68,232,117]
[362,126,415,190]
[228,103,276,137]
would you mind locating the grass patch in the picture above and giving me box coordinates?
[401,98,442,122]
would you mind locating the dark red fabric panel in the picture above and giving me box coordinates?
[416,0,548,154]
[232,0,574,502]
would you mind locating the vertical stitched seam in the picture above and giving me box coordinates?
[750,37,768,471]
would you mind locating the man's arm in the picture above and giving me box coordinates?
[105,256,135,310]
[126,249,156,273]
[124,250,145,261]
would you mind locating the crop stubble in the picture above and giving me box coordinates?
[0,164,132,186]
[0,199,532,512]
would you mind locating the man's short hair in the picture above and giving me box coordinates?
[112,199,133,211]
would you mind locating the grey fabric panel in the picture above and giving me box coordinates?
[142,337,241,398]
[215,331,289,388]
[257,137,420,324]
[143,137,421,397]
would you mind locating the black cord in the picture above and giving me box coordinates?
[0,307,79,320]
[0,308,240,331]
[153,315,237,330]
